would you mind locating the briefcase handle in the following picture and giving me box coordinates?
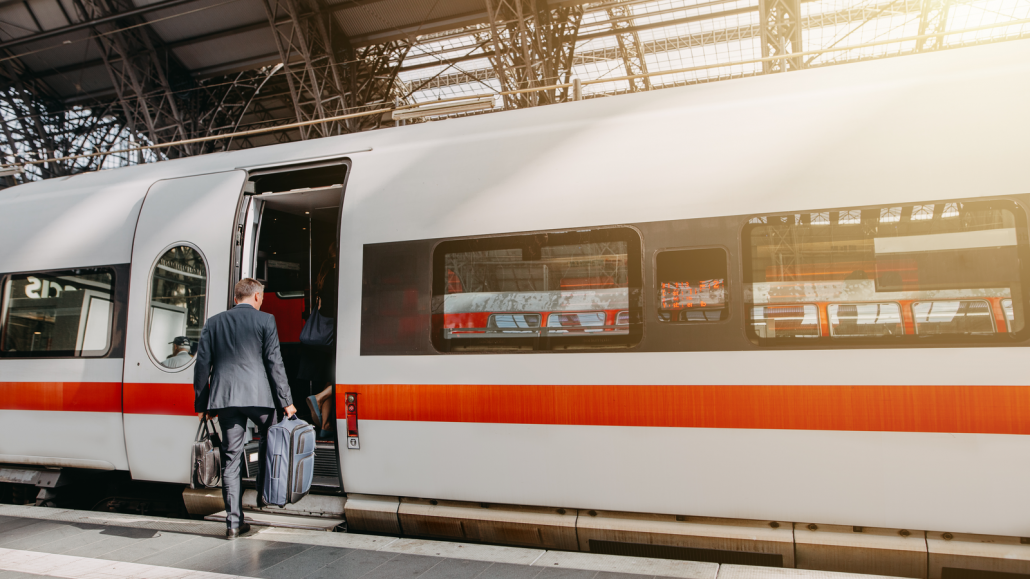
[195,418,220,445]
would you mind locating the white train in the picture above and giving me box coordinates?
[2,36,1030,574]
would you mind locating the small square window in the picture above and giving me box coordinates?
[656,248,728,323]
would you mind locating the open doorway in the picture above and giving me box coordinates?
[237,163,345,491]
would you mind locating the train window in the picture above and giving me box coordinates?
[828,303,903,338]
[750,305,820,338]
[912,300,995,335]
[147,245,207,370]
[744,199,1027,345]
[432,227,642,352]
[546,311,608,333]
[0,269,114,357]
[656,248,728,323]
[486,313,541,334]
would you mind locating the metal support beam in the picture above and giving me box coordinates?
[483,0,583,108]
[414,0,922,92]
[75,0,196,157]
[759,0,803,72]
[0,0,201,52]
[916,0,951,51]
[605,2,650,92]
[0,82,158,187]
[262,0,408,137]
[261,0,348,138]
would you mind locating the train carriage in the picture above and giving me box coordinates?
[1,37,1030,561]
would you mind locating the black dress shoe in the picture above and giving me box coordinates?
[226,522,251,539]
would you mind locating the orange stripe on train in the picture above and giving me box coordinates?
[0,382,195,415]
[123,383,195,416]
[338,384,1030,435]
[0,381,122,413]
[4,381,1028,434]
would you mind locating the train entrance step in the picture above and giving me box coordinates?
[204,509,344,531]
[188,488,347,531]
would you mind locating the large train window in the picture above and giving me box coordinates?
[656,248,728,323]
[147,245,207,370]
[743,199,1028,345]
[0,268,114,357]
[431,227,642,352]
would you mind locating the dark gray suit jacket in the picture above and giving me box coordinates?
[193,303,293,412]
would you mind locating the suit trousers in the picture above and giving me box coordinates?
[217,406,274,529]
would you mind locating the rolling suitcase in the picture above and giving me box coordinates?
[262,415,316,507]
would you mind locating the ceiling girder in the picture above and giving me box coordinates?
[483,0,584,108]
[605,1,650,91]
[261,0,410,136]
[759,0,803,72]
[917,0,952,51]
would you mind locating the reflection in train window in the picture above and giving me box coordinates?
[745,199,1026,344]
[750,305,820,339]
[1003,299,1014,332]
[829,303,903,337]
[912,300,995,335]
[148,245,207,370]
[0,269,114,357]
[547,311,607,333]
[488,313,540,334]
[432,227,642,351]
[656,248,728,323]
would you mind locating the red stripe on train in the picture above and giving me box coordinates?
[338,384,1030,435]
[122,383,195,416]
[0,382,122,413]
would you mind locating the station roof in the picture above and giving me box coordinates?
[0,0,571,104]
[1,0,1027,167]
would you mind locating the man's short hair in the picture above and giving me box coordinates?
[235,278,264,302]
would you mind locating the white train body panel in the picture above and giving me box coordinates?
[0,39,1026,537]
[349,421,1030,537]
[0,359,127,470]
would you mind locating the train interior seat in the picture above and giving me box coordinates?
[244,182,342,489]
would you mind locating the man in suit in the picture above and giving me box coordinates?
[194,278,297,539]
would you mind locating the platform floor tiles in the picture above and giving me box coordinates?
[0,505,904,579]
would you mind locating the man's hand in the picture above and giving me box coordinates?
[198,412,214,422]
[283,404,297,418]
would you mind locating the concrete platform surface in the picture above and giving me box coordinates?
[203,510,344,531]
[0,505,906,579]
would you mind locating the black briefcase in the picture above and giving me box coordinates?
[190,419,222,489]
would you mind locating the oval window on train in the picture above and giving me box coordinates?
[147,245,207,370]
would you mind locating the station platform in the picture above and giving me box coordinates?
[0,504,905,579]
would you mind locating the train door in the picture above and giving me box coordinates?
[237,163,346,491]
[122,171,247,483]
